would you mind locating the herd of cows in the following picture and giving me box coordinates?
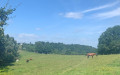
[16,53,97,63]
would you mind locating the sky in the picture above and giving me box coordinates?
[0,0,120,48]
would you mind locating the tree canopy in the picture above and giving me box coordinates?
[0,6,18,66]
[98,25,120,54]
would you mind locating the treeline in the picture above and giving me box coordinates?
[0,7,19,66]
[21,41,97,55]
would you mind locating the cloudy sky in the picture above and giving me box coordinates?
[1,0,120,47]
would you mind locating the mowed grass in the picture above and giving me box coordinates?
[1,50,120,75]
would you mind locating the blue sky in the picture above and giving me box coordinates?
[1,0,120,47]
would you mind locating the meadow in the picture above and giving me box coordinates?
[1,50,120,75]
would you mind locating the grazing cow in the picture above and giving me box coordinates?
[16,59,19,62]
[87,53,97,58]
[30,58,32,60]
[26,59,29,63]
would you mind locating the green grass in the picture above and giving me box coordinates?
[1,50,120,75]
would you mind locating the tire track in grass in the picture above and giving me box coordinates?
[60,57,88,74]
[61,64,80,74]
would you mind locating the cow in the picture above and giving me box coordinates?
[26,59,29,63]
[87,53,97,58]
[30,58,32,60]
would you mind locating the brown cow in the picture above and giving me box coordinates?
[30,58,32,60]
[87,53,97,58]
[26,59,29,63]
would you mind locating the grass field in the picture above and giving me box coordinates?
[1,50,120,75]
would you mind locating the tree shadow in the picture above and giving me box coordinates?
[0,63,15,73]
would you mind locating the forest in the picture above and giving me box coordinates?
[21,42,96,55]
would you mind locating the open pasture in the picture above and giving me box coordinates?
[1,51,120,75]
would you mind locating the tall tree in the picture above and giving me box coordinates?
[4,34,19,62]
[98,25,120,54]
[0,6,15,64]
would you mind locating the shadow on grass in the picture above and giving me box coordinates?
[0,63,15,73]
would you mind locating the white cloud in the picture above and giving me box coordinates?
[58,13,64,16]
[15,33,39,43]
[82,1,119,13]
[64,12,83,19]
[73,25,106,35]
[36,28,41,31]
[60,1,119,19]
[18,33,38,38]
[95,7,120,19]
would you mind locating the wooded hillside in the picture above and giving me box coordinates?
[21,41,97,55]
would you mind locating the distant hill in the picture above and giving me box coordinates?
[21,41,97,55]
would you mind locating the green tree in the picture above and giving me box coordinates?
[98,25,120,54]
[0,28,5,63]
[4,34,19,62]
[0,6,15,64]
